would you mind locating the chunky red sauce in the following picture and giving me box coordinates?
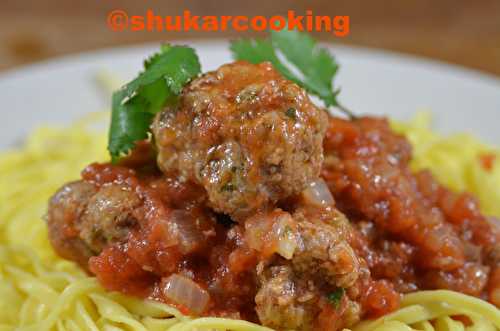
[77,161,401,324]
[47,117,500,331]
[322,117,500,305]
[81,163,257,319]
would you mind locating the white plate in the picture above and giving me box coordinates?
[1,40,499,150]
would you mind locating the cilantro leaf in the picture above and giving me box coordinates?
[121,45,200,110]
[229,39,296,80]
[231,29,350,114]
[327,288,345,308]
[143,44,172,69]
[271,29,339,107]
[108,45,201,162]
[108,90,154,162]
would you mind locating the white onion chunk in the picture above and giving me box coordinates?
[302,179,334,207]
[162,274,210,314]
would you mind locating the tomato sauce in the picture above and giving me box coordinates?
[82,162,260,320]
[49,115,499,331]
[322,117,500,305]
[479,153,496,172]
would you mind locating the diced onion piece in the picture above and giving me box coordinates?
[244,210,299,259]
[245,216,268,252]
[168,210,205,254]
[302,179,334,207]
[162,274,210,314]
[274,213,299,259]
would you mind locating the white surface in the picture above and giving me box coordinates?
[1,40,499,150]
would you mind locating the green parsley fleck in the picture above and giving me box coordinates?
[328,288,345,308]
[285,108,297,120]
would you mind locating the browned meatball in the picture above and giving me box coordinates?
[47,181,98,267]
[292,207,362,289]
[255,264,361,331]
[255,265,317,330]
[78,183,141,253]
[47,181,140,265]
[246,205,364,330]
[152,61,327,219]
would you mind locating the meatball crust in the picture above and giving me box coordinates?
[255,264,361,331]
[47,181,141,266]
[292,208,361,289]
[153,61,327,219]
[79,183,141,253]
[255,265,317,330]
[244,206,364,330]
[47,181,98,267]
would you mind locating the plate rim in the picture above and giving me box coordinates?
[1,39,499,86]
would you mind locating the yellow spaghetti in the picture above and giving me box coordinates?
[0,113,498,331]
[392,112,500,217]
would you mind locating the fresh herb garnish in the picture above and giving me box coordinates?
[230,29,353,117]
[108,45,201,162]
[328,288,345,308]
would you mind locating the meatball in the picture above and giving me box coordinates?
[255,264,361,331]
[47,181,98,267]
[245,206,364,330]
[152,61,327,219]
[292,208,361,289]
[78,183,141,253]
[47,181,140,265]
[243,206,361,289]
[255,265,317,330]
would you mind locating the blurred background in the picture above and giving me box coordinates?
[1,0,500,75]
